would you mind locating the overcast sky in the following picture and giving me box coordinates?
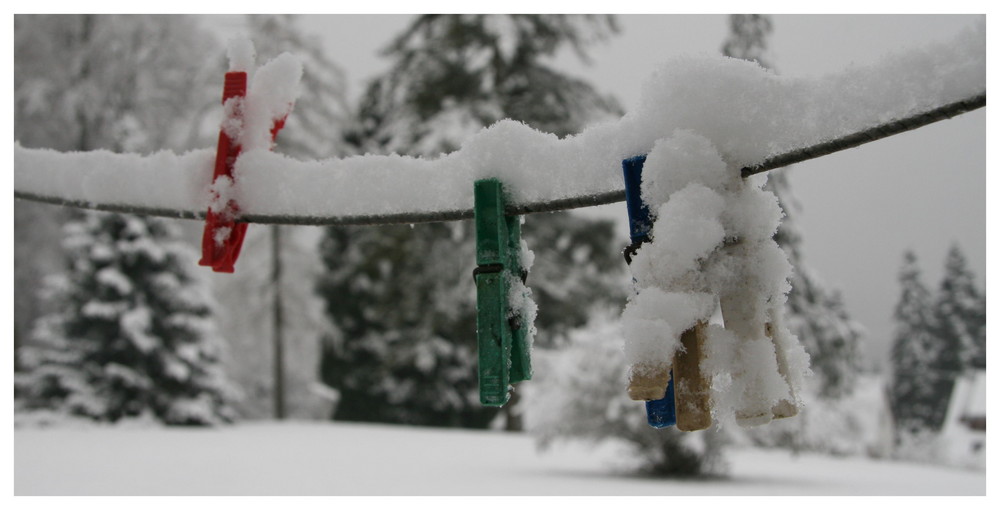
[255,14,985,369]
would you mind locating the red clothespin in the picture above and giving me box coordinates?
[198,71,289,273]
[199,71,248,273]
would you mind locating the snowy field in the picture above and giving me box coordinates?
[14,421,985,496]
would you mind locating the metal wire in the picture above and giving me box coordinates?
[740,93,986,178]
[14,92,985,226]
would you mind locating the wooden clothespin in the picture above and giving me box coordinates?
[622,156,713,431]
[719,243,798,427]
[673,321,712,431]
[473,178,531,407]
[767,320,800,420]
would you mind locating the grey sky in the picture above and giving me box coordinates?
[295,14,984,368]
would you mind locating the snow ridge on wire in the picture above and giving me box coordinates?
[14,23,985,225]
[14,92,985,225]
[739,93,985,178]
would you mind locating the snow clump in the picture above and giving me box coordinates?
[622,129,810,428]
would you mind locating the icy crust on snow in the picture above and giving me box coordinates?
[13,23,984,219]
[623,130,811,427]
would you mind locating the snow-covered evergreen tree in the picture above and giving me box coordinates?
[318,14,627,428]
[14,15,235,426]
[14,14,219,371]
[721,14,863,399]
[933,245,985,370]
[16,212,236,425]
[317,221,486,426]
[346,14,621,155]
[889,246,984,457]
[890,251,949,436]
[208,14,351,420]
[721,14,774,69]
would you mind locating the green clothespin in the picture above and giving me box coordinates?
[474,178,532,407]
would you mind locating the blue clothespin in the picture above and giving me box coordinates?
[646,378,678,429]
[622,155,677,429]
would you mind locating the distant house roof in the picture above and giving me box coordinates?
[965,370,986,417]
[938,370,986,468]
[944,370,986,432]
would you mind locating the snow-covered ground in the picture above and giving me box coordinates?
[14,421,984,496]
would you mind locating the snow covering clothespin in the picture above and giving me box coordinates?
[473,178,533,407]
[622,156,713,431]
[199,38,299,273]
[718,281,799,426]
[620,131,810,432]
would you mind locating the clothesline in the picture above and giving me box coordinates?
[14,92,986,226]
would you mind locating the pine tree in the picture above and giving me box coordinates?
[721,14,863,399]
[346,14,621,155]
[722,14,774,68]
[318,14,628,428]
[317,222,485,426]
[890,251,950,435]
[14,15,235,426]
[933,245,985,370]
[15,14,220,370]
[16,212,235,425]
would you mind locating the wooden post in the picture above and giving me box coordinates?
[271,224,286,420]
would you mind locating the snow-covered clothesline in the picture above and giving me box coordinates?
[14,23,984,226]
[12,23,986,431]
